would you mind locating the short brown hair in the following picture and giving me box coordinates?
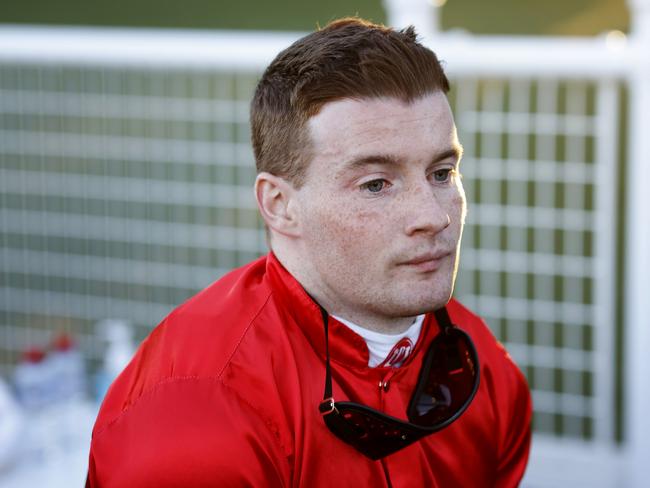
[250,17,450,187]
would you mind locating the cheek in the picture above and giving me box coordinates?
[309,204,384,251]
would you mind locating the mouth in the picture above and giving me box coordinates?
[398,252,452,273]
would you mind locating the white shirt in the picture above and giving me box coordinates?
[332,314,425,367]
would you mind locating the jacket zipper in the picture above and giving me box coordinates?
[378,368,398,487]
[378,368,398,392]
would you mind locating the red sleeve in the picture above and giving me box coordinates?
[86,377,290,488]
[493,342,533,487]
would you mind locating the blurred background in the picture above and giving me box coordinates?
[0,0,648,486]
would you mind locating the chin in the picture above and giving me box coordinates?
[422,283,454,308]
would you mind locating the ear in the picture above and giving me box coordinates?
[255,172,300,238]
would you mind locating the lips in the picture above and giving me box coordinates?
[399,251,451,272]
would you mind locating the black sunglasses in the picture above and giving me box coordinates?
[318,306,480,460]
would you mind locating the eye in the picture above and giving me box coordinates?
[432,169,453,183]
[361,179,388,193]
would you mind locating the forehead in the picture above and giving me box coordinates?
[306,92,457,166]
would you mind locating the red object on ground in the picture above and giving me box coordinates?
[52,332,75,351]
[22,347,46,363]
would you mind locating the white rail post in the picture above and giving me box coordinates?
[382,0,441,39]
[625,0,650,486]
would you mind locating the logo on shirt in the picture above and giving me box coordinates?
[379,337,414,368]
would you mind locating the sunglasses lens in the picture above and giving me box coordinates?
[340,409,404,441]
[325,404,425,460]
[409,329,478,426]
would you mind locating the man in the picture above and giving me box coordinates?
[87,18,531,487]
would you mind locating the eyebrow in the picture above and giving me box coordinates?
[342,144,464,172]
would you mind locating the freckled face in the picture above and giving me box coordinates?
[293,92,466,326]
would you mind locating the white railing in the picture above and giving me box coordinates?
[0,25,300,69]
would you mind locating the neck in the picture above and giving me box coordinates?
[272,245,415,335]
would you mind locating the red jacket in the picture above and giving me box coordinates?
[87,253,531,487]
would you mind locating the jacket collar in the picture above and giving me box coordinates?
[264,252,440,371]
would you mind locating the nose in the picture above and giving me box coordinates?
[402,182,451,236]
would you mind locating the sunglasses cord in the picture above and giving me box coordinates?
[318,305,334,403]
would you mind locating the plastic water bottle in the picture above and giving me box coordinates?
[45,332,90,452]
[12,346,55,463]
[49,332,86,403]
[94,319,135,403]
[13,347,50,411]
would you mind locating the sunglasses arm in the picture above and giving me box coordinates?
[317,305,338,414]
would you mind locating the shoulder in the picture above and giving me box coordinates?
[93,255,277,433]
[88,377,290,487]
[88,254,300,486]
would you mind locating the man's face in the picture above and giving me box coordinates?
[292,91,466,327]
